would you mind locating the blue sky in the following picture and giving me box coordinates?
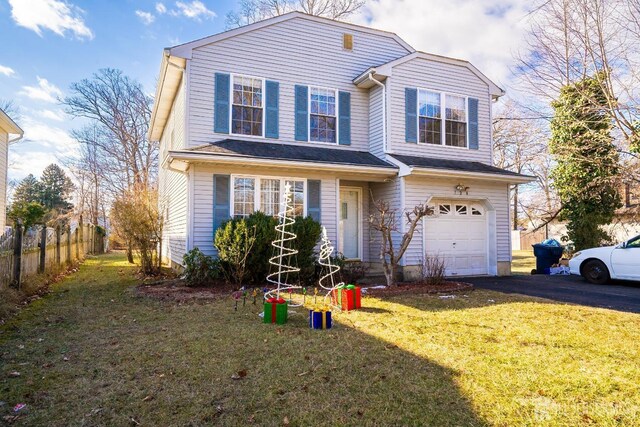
[0,0,532,184]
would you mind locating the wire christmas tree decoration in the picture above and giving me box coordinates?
[317,226,344,304]
[265,184,302,304]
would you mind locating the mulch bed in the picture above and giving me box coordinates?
[135,278,474,303]
[363,281,474,296]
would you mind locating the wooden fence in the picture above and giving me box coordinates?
[0,220,105,290]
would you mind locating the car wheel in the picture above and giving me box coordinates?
[581,259,610,285]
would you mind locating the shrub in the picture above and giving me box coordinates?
[341,260,369,284]
[291,216,322,285]
[214,218,257,286]
[213,212,322,285]
[182,248,219,287]
[421,254,447,286]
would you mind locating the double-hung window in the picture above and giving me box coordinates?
[417,90,468,148]
[310,87,337,143]
[418,90,441,145]
[445,94,467,147]
[232,176,306,218]
[231,76,263,136]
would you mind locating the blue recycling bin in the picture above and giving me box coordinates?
[532,239,564,274]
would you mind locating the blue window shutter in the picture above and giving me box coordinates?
[405,88,417,143]
[338,91,351,145]
[295,85,308,141]
[213,174,230,236]
[265,80,279,139]
[214,73,230,134]
[307,180,321,223]
[468,98,479,150]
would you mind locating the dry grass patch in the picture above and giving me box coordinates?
[1,252,639,426]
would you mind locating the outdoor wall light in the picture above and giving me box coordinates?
[455,183,470,195]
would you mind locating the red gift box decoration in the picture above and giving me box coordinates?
[331,284,361,311]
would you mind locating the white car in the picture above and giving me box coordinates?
[569,235,640,284]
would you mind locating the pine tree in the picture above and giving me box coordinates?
[12,174,42,205]
[40,164,74,214]
[550,74,621,250]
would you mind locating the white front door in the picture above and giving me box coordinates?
[424,202,488,276]
[611,235,640,279]
[339,189,360,259]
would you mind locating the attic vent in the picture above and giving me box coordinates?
[343,33,353,50]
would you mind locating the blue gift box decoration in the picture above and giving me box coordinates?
[309,308,332,330]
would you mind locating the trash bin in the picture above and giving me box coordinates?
[532,239,564,274]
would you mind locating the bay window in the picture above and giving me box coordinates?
[231,75,263,136]
[233,177,255,218]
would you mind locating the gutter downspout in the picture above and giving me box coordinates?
[367,72,387,154]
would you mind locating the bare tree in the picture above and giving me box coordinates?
[493,99,552,230]
[226,0,365,28]
[517,0,640,153]
[369,196,434,287]
[62,69,157,190]
[0,99,20,122]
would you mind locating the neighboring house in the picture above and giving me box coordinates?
[150,12,533,278]
[0,109,23,231]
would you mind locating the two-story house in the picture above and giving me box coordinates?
[149,12,533,278]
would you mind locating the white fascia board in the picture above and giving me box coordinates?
[168,151,398,177]
[0,109,23,137]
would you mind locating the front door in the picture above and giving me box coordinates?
[611,235,640,279]
[339,189,360,259]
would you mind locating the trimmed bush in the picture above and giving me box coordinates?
[213,212,322,285]
[182,248,220,287]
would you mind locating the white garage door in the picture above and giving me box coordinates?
[424,202,488,276]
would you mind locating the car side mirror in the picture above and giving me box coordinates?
[620,242,628,249]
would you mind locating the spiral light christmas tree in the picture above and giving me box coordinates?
[317,226,344,304]
[265,184,302,305]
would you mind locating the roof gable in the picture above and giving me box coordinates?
[167,12,414,59]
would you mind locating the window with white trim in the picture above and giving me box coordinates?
[232,176,306,218]
[445,94,467,147]
[233,177,255,218]
[310,87,337,143]
[418,90,441,145]
[231,76,263,136]
[417,90,468,148]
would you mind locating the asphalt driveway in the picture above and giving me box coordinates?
[465,274,640,313]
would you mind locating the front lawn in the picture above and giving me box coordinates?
[1,252,639,426]
[512,249,535,275]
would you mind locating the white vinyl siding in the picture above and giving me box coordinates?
[187,16,409,150]
[158,80,188,266]
[192,163,338,257]
[388,56,492,163]
[369,85,385,157]
[402,176,510,267]
[368,178,402,267]
[0,131,7,231]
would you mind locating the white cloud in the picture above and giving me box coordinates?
[156,2,167,14]
[8,0,93,40]
[19,77,63,103]
[38,109,66,121]
[356,0,532,88]
[135,10,155,25]
[0,65,15,77]
[171,1,216,21]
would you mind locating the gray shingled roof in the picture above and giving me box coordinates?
[390,154,531,177]
[180,139,397,169]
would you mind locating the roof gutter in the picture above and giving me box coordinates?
[408,166,535,184]
[148,50,171,141]
[168,150,398,176]
[8,133,23,144]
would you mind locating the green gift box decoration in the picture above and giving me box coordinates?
[264,298,288,324]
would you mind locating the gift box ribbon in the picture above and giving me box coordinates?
[266,298,286,323]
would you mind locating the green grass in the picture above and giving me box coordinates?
[512,250,536,275]
[1,252,640,426]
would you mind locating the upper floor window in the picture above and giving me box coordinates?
[310,87,337,143]
[418,90,441,145]
[232,75,263,136]
[445,94,467,147]
[417,89,468,148]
